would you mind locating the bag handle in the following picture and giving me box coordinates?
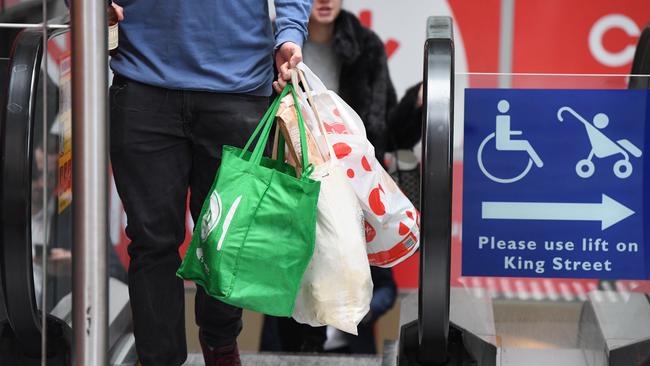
[272,125,279,160]
[296,62,328,94]
[271,124,289,166]
[291,69,338,163]
[241,86,288,159]
[241,84,312,179]
[288,84,313,178]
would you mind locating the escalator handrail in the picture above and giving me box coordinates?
[0,0,57,22]
[418,16,454,364]
[629,22,650,89]
[0,27,49,357]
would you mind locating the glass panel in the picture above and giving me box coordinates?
[452,73,650,364]
[33,31,72,316]
[35,30,134,363]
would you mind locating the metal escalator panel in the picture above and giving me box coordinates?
[0,26,75,364]
[0,56,8,326]
[418,17,454,364]
[0,28,46,357]
[396,17,456,366]
[397,17,460,366]
[0,25,134,364]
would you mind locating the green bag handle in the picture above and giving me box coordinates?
[252,83,314,178]
[259,84,311,177]
[240,84,313,179]
[240,86,288,158]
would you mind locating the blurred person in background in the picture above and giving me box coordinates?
[387,83,423,154]
[385,82,423,209]
[303,0,397,163]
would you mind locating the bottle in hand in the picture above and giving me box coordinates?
[107,0,118,55]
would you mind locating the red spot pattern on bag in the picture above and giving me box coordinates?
[369,186,386,216]
[399,222,409,236]
[324,121,349,135]
[333,142,352,159]
[333,108,341,117]
[361,156,372,172]
[364,220,376,243]
[347,169,355,178]
[406,210,414,220]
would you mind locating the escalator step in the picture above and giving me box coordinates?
[182,352,382,366]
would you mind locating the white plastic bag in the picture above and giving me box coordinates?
[292,160,371,335]
[276,73,372,335]
[296,63,420,267]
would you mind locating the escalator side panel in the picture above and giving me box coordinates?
[0,58,7,324]
[0,28,44,357]
[629,23,650,89]
[418,17,454,364]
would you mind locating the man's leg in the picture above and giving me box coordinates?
[110,76,191,366]
[277,318,327,352]
[188,92,269,350]
[276,317,303,352]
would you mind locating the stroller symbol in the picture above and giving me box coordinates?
[557,107,643,179]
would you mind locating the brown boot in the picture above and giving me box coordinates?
[200,339,241,366]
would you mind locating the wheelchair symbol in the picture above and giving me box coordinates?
[478,100,544,184]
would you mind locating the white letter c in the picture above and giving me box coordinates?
[589,14,640,67]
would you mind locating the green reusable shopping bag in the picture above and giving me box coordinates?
[177,85,320,316]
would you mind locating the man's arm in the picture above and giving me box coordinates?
[274,0,311,50]
[272,0,312,92]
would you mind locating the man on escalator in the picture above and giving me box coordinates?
[97,1,312,365]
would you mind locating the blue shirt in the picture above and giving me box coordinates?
[110,0,311,96]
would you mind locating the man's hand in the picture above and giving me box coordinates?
[112,2,124,21]
[273,42,302,93]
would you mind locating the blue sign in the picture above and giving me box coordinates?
[462,89,649,279]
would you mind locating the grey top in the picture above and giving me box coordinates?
[303,40,342,93]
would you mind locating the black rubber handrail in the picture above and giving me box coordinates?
[0,0,55,22]
[0,27,71,358]
[629,23,650,89]
[628,23,650,305]
[0,28,44,357]
[418,17,454,365]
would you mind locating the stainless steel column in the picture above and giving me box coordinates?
[71,0,109,364]
[498,0,515,88]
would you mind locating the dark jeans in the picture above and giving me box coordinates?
[275,317,327,353]
[109,75,269,366]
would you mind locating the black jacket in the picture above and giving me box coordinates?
[387,82,423,150]
[333,10,397,161]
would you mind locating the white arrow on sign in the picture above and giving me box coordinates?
[481,194,634,230]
